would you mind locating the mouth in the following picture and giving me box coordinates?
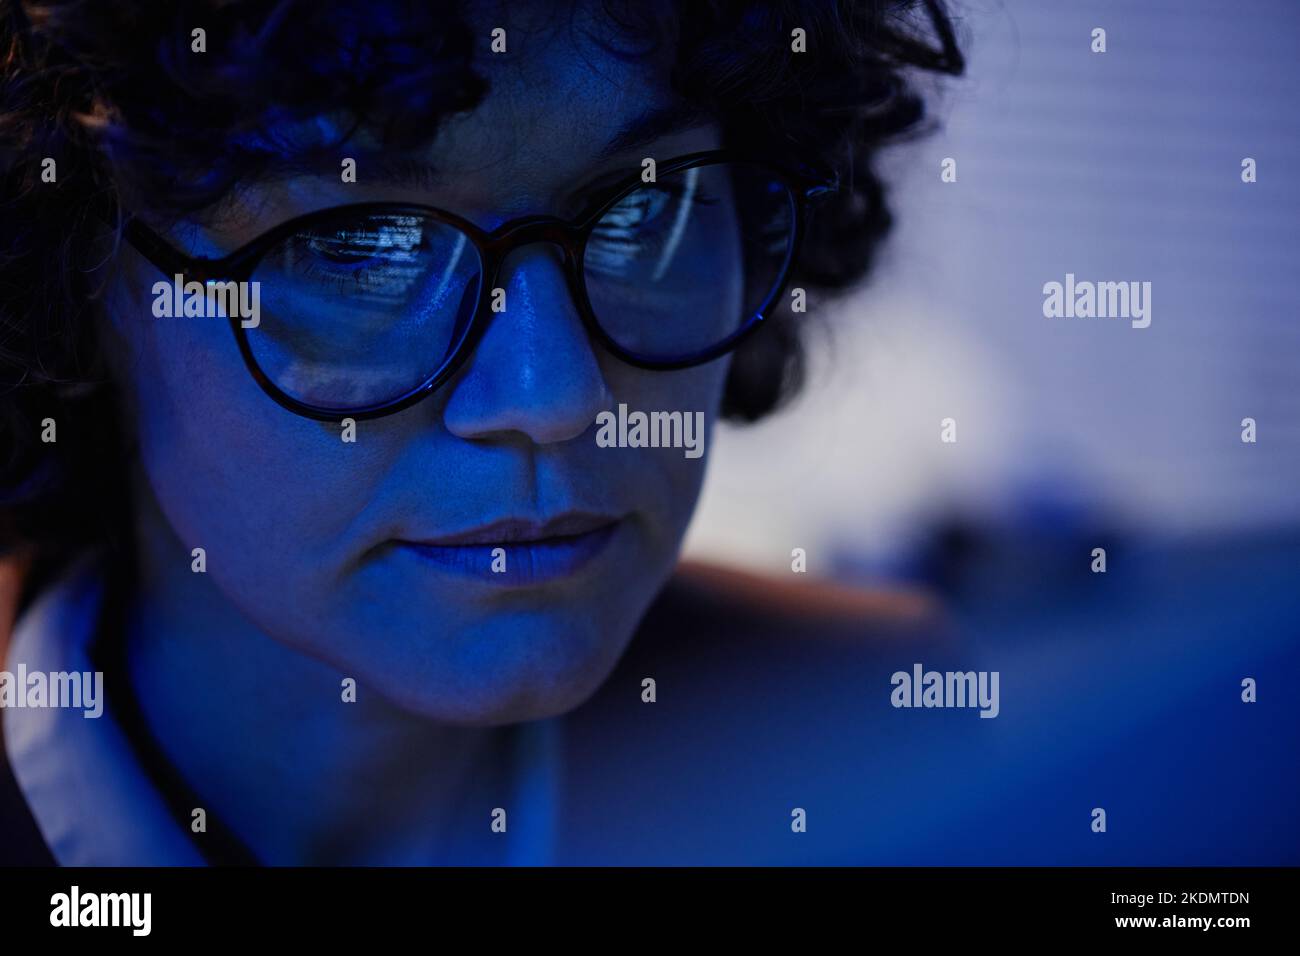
[394,513,623,586]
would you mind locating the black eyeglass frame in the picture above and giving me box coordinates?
[119,149,838,421]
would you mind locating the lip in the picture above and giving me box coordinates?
[408,512,620,547]
[394,513,623,585]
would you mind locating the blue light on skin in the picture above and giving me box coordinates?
[400,516,622,586]
[94,2,739,864]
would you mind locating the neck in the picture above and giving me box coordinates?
[119,484,514,865]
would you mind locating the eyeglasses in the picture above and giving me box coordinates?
[120,150,835,421]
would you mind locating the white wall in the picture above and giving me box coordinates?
[684,0,1300,574]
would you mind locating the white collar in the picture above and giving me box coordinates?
[3,555,561,866]
[4,555,205,865]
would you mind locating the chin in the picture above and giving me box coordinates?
[350,609,635,725]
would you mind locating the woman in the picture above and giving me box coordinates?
[0,0,961,865]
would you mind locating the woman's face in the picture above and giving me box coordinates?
[99,7,732,723]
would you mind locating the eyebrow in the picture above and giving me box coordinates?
[363,156,446,190]
[596,104,711,159]
[345,105,710,190]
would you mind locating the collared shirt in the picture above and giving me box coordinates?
[2,555,561,866]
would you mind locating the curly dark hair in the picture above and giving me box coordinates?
[0,0,962,558]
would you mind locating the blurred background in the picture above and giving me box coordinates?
[659,0,1300,864]
[684,0,1300,575]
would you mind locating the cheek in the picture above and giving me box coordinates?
[102,257,732,721]
[599,352,731,531]
[106,269,405,624]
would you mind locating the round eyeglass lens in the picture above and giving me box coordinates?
[246,211,483,410]
[582,161,796,360]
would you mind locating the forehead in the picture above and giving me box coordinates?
[426,2,682,195]
[193,3,708,240]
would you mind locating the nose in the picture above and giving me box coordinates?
[441,244,611,445]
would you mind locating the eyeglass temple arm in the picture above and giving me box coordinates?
[98,205,219,281]
[802,170,840,202]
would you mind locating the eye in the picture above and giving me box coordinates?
[299,215,425,267]
[596,188,673,237]
[263,214,442,298]
[584,166,732,283]
[593,174,720,243]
